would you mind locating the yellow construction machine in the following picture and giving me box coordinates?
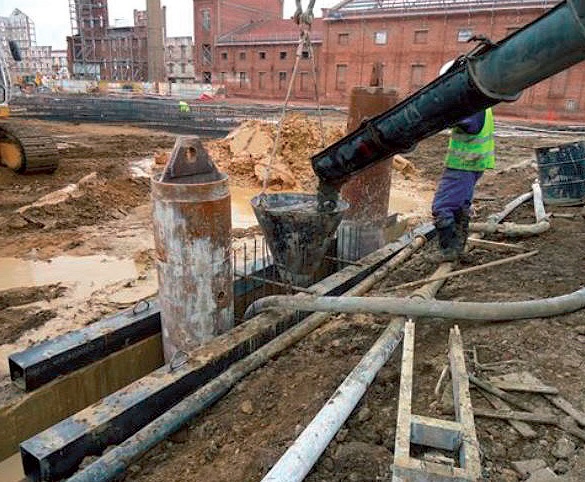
[0,39,58,174]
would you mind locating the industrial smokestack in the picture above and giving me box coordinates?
[147,0,166,83]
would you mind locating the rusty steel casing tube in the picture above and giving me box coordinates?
[311,0,585,187]
[152,141,234,362]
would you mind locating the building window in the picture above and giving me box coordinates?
[202,44,212,64]
[302,50,310,59]
[221,51,228,60]
[279,71,287,90]
[168,63,174,74]
[259,51,267,60]
[457,28,473,42]
[220,72,227,83]
[181,63,186,74]
[335,64,347,90]
[180,45,187,58]
[374,31,387,45]
[338,33,349,45]
[239,51,246,60]
[549,70,568,98]
[300,71,309,92]
[414,29,428,44]
[259,71,266,89]
[202,9,211,31]
[280,51,287,60]
[566,99,578,112]
[239,71,247,88]
[203,71,212,83]
[411,64,426,90]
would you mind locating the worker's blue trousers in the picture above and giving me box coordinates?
[432,168,483,226]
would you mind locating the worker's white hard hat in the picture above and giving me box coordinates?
[439,60,455,76]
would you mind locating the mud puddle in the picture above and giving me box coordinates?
[0,453,24,482]
[0,255,138,298]
[230,186,260,229]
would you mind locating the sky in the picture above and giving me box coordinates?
[1,0,340,50]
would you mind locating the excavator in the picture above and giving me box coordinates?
[0,39,59,174]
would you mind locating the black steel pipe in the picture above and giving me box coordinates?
[311,0,585,187]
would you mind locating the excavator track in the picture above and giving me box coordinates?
[0,121,59,174]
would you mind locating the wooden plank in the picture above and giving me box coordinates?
[410,415,461,451]
[479,391,537,438]
[448,326,481,478]
[473,408,585,441]
[466,238,527,253]
[393,321,416,464]
[0,335,163,461]
[388,250,538,292]
[496,372,585,427]
[489,380,559,395]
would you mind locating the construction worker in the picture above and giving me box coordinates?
[178,100,190,113]
[432,59,495,262]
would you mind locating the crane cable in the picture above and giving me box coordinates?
[260,0,325,195]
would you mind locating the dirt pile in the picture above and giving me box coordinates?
[205,114,345,191]
[3,172,149,232]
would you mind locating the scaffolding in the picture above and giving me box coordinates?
[69,0,108,79]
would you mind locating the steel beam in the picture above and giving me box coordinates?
[9,301,161,392]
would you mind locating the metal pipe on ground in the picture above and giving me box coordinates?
[65,231,430,482]
[262,319,405,482]
[244,289,585,322]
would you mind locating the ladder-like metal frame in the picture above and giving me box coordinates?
[392,321,481,481]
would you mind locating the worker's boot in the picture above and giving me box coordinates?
[434,218,460,263]
[454,209,470,253]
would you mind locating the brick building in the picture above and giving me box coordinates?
[67,1,156,81]
[320,0,583,121]
[197,0,584,121]
[192,0,284,84]
[166,36,195,82]
[215,18,323,98]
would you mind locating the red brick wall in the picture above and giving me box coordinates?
[321,6,585,122]
[193,0,284,81]
[216,42,322,100]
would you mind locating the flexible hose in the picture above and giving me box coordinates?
[245,288,585,321]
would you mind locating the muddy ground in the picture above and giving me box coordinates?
[0,116,584,481]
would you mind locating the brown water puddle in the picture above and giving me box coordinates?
[0,255,138,299]
[0,453,24,482]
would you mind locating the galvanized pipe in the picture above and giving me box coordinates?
[65,231,429,482]
[261,319,405,482]
[245,289,585,321]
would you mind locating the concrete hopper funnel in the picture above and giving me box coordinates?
[251,193,348,287]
